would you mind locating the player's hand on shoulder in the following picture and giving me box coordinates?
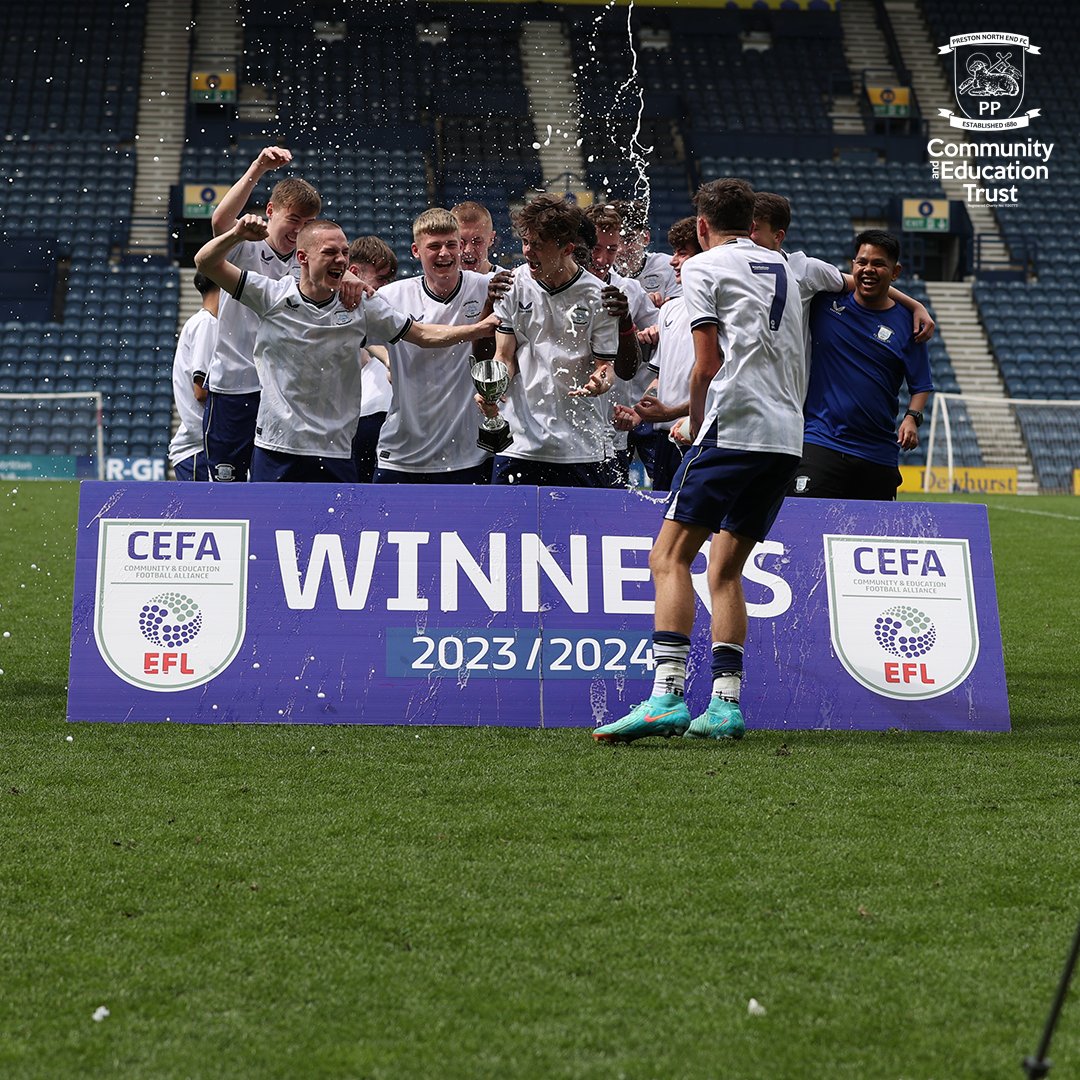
[255,146,292,172]
[648,291,666,309]
[338,270,373,311]
[601,285,629,322]
[912,303,936,344]
[234,214,269,242]
[487,270,514,304]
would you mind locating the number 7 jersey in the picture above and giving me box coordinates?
[680,237,807,456]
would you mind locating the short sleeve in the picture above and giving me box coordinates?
[188,314,219,382]
[494,278,517,334]
[362,291,413,346]
[680,258,718,330]
[234,271,291,318]
[797,255,845,301]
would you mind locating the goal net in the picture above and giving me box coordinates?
[0,391,105,480]
[924,391,1080,495]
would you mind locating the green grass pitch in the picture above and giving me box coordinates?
[1,482,1078,1079]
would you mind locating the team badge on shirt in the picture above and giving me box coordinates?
[334,311,352,325]
[568,305,591,326]
[875,325,895,342]
[462,300,482,319]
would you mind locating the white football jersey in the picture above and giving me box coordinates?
[681,237,807,456]
[168,307,217,466]
[493,265,619,464]
[206,240,301,394]
[359,350,391,418]
[649,296,694,432]
[374,271,490,474]
[235,271,411,458]
[631,250,680,301]
[785,250,845,359]
[607,268,659,450]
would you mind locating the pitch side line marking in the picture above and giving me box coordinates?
[987,505,1080,522]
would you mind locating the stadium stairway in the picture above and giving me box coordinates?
[835,0,899,134]
[520,20,588,192]
[884,0,1014,267]
[128,0,192,255]
[925,281,1038,491]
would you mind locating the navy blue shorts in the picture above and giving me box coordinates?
[490,456,609,488]
[251,447,358,483]
[172,451,209,481]
[351,411,386,484]
[202,391,260,482]
[373,460,494,485]
[665,444,800,541]
[651,435,686,493]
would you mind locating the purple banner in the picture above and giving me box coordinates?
[68,482,1010,731]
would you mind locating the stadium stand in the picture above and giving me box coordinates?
[0,1,1072,487]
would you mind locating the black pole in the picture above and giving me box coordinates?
[1023,916,1080,1079]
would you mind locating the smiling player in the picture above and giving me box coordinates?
[195,215,498,483]
[373,208,499,484]
[201,147,321,481]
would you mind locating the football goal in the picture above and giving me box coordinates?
[924,391,1080,494]
[0,391,105,480]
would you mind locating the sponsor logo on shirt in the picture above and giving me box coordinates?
[830,300,846,315]
[518,301,533,312]
[286,299,300,309]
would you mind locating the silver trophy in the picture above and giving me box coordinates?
[470,357,514,454]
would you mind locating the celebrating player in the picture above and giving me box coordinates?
[622,217,703,492]
[201,147,321,481]
[374,208,498,485]
[484,195,619,487]
[168,272,219,481]
[346,236,398,482]
[451,200,498,276]
[195,215,497,483]
[593,178,805,744]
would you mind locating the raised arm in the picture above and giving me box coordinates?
[402,312,500,350]
[195,215,268,296]
[211,146,292,236]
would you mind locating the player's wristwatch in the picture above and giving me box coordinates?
[904,409,923,427]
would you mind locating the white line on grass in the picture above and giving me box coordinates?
[987,505,1080,522]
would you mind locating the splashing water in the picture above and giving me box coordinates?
[588,0,653,217]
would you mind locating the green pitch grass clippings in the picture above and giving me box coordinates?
[1,484,1078,1079]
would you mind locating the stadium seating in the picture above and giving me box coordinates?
[0,2,1071,485]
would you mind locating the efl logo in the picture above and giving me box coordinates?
[93,520,249,691]
[824,536,979,701]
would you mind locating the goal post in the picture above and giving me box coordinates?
[925,391,1080,494]
[0,391,105,480]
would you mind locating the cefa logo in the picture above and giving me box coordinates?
[94,520,249,691]
[824,536,979,700]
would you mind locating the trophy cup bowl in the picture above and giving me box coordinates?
[470,357,514,454]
